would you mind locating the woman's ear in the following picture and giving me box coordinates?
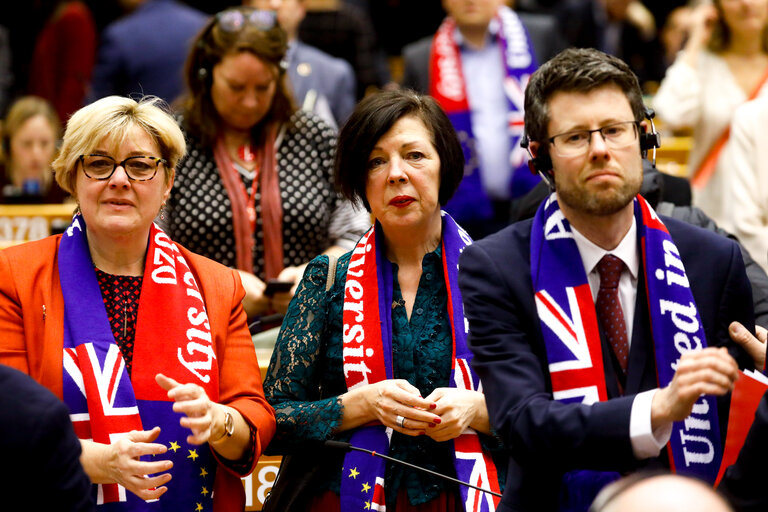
[164,168,176,200]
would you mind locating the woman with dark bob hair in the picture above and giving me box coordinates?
[165,7,369,319]
[263,89,506,512]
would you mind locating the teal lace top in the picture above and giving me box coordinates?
[264,248,506,506]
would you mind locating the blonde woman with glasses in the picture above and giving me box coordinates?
[0,95,276,511]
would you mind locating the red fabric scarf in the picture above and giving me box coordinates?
[214,123,284,279]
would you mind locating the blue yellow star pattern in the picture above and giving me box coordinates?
[188,449,199,461]
[362,482,371,493]
[349,467,359,479]
[169,441,180,453]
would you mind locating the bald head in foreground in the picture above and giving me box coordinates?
[591,474,733,512]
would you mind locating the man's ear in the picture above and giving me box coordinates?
[525,140,555,188]
[528,140,541,158]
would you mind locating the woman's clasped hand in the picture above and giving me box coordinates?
[85,426,172,501]
[80,371,255,501]
[346,379,489,441]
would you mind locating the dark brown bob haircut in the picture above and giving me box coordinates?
[335,89,464,212]
[524,48,645,147]
[181,7,295,147]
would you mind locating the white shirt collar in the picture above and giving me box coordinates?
[571,216,639,279]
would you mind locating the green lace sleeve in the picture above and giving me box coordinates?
[263,255,346,454]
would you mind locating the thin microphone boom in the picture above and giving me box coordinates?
[324,440,503,498]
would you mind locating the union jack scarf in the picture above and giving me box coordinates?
[59,214,220,510]
[340,213,501,511]
[430,6,538,224]
[530,194,722,511]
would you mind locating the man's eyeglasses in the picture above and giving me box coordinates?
[548,121,639,157]
[79,154,167,181]
[216,8,277,33]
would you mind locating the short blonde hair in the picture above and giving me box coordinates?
[53,96,186,194]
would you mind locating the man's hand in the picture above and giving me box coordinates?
[729,321,767,370]
[651,347,739,429]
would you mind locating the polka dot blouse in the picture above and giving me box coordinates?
[165,110,370,278]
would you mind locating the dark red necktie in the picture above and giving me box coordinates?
[596,254,629,373]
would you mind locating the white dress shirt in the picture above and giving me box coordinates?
[571,218,673,458]
[455,20,513,200]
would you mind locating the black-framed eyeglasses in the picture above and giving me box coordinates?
[216,8,277,33]
[548,121,639,157]
[78,154,167,181]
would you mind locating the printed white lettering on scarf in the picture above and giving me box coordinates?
[342,230,375,388]
[151,230,216,383]
[434,19,465,102]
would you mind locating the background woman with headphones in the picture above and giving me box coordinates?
[165,7,370,319]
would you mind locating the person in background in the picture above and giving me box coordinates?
[0,96,67,203]
[264,89,505,511]
[88,0,208,105]
[401,0,565,239]
[659,5,693,71]
[298,0,391,98]
[166,7,369,319]
[555,0,666,88]
[721,95,768,273]
[28,0,96,122]
[654,0,768,228]
[0,95,276,510]
[0,363,95,511]
[248,0,356,128]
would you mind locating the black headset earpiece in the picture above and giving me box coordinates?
[639,106,661,165]
[520,133,554,189]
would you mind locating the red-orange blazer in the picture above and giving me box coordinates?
[0,234,276,512]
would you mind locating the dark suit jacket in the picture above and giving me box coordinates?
[88,0,208,104]
[458,215,754,512]
[401,12,566,93]
[288,41,356,126]
[0,363,94,510]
